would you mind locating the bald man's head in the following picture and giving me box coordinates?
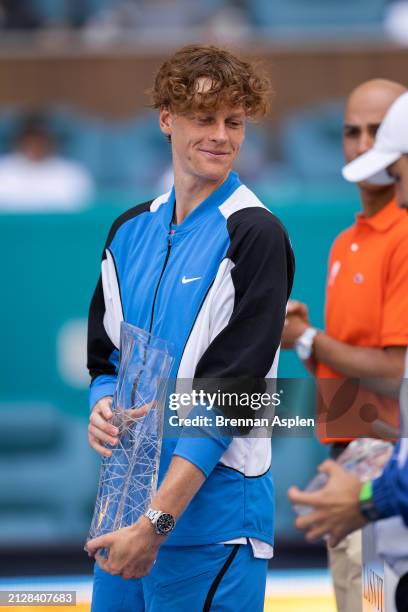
[343,79,406,190]
[345,79,406,119]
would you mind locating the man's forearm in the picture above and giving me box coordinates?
[149,456,206,519]
[303,355,317,375]
[313,332,405,380]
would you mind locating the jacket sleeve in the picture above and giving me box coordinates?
[372,440,408,526]
[87,226,122,410]
[173,209,295,477]
[372,361,408,525]
[87,201,152,409]
[87,273,120,409]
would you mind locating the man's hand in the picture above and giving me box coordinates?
[281,300,310,349]
[88,398,154,457]
[282,314,309,349]
[286,299,310,322]
[88,396,118,457]
[86,456,206,580]
[86,517,162,580]
[288,460,367,547]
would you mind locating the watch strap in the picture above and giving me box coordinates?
[359,481,373,503]
[145,508,161,523]
[295,327,317,360]
[359,480,381,522]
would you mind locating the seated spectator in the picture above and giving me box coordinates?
[0,0,39,29]
[385,0,408,45]
[0,113,94,211]
[0,0,93,29]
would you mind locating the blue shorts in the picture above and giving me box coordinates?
[91,543,267,612]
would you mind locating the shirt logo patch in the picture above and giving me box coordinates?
[328,261,341,287]
[181,275,202,285]
[354,273,364,284]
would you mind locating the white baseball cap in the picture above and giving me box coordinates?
[342,91,408,185]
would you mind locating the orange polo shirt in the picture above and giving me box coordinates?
[316,199,408,442]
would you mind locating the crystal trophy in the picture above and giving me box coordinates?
[87,322,174,555]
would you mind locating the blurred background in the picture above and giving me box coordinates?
[1,0,408,599]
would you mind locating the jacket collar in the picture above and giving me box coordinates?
[161,171,241,233]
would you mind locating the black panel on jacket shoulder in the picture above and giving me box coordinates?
[193,206,294,432]
[195,206,295,379]
[87,200,152,381]
[87,276,117,380]
[103,200,153,257]
[226,206,295,301]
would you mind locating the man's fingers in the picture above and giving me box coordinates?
[90,411,119,437]
[88,435,113,457]
[94,553,117,575]
[305,524,329,542]
[317,459,339,476]
[290,499,332,541]
[100,402,113,421]
[288,486,303,502]
[91,409,114,432]
[295,509,326,531]
[86,534,112,556]
[88,424,118,447]
[288,486,324,509]
[92,396,113,420]
[128,401,155,420]
[286,300,308,316]
[286,300,302,313]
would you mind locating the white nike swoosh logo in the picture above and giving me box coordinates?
[182,275,202,284]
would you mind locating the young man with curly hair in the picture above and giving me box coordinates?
[86,45,294,612]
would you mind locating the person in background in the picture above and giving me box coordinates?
[282,79,408,612]
[0,0,39,29]
[0,112,94,211]
[289,91,408,612]
[0,0,91,29]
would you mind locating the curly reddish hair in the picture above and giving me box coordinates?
[150,44,271,119]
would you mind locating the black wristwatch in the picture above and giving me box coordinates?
[144,508,176,535]
[359,481,382,522]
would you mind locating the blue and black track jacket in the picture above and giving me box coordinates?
[373,440,408,526]
[87,171,294,547]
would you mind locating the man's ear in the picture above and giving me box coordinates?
[159,107,172,138]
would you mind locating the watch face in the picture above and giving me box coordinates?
[156,513,175,535]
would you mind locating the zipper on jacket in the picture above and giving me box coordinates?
[130,232,172,405]
[148,234,172,334]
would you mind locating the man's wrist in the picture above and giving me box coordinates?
[295,327,318,360]
[135,516,168,542]
[358,480,381,522]
[143,507,177,536]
